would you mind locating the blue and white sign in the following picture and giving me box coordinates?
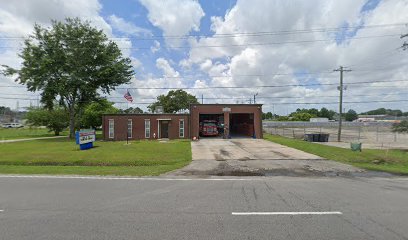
[75,129,96,150]
[78,130,96,144]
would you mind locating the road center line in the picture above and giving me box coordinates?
[232,211,342,216]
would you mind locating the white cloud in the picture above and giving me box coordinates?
[2,0,408,114]
[180,0,408,114]
[139,0,205,47]
[107,14,151,36]
[0,0,131,109]
[156,58,179,77]
[0,0,111,37]
[199,59,212,72]
[130,57,143,69]
[150,40,161,53]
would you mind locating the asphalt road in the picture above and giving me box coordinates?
[1,175,408,240]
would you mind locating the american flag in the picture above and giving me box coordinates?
[124,90,133,102]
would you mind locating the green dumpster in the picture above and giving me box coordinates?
[350,142,362,152]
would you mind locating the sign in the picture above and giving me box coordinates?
[75,129,96,150]
[222,107,231,112]
[78,130,96,144]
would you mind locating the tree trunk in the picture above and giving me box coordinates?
[54,130,60,136]
[69,107,76,139]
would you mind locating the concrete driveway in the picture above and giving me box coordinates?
[168,138,384,177]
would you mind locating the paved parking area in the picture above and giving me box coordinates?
[167,138,383,177]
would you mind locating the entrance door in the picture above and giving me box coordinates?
[160,121,169,138]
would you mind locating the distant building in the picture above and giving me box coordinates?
[356,117,376,122]
[309,117,329,123]
[356,115,408,122]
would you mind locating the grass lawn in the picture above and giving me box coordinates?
[0,138,192,176]
[0,128,68,140]
[264,134,408,175]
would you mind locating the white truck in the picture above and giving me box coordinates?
[1,123,24,128]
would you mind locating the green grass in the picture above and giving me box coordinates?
[0,138,192,176]
[264,134,408,175]
[0,165,187,176]
[0,128,68,140]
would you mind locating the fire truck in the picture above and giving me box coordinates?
[199,120,219,136]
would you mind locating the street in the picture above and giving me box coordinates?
[1,175,408,239]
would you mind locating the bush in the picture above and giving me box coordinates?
[392,120,408,133]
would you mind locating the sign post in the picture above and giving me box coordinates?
[75,129,96,150]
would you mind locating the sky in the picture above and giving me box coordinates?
[0,0,407,115]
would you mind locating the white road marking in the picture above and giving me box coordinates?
[231,211,342,216]
[0,210,4,212]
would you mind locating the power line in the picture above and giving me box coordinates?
[0,78,407,90]
[162,72,337,79]
[4,96,408,106]
[1,22,405,40]
[259,99,408,105]
[159,66,401,80]
[2,92,408,99]
[0,33,401,50]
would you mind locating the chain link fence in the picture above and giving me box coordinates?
[263,121,408,148]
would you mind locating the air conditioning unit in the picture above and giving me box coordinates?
[155,106,163,114]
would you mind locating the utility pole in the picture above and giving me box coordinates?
[272,104,275,120]
[201,94,203,104]
[253,93,258,104]
[334,66,351,142]
[249,98,252,104]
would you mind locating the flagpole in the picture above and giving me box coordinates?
[126,89,129,110]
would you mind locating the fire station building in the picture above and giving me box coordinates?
[102,104,263,141]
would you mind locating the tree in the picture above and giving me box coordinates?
[2,18,133,138]
[262,112,273,120]
[401,33,408,50]
[0,106,11,115]
[361,108,403,116]
[345,109,358,121]
[290,112,314,121]
[148,89,199,113]
[308,108,319,117]
[81,99,119,129]
[392,120,408,133]
[276,116,289,121]
[318,107,336,120]
[25,107,69,136]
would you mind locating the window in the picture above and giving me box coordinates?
[108,119,114,139]
[145,119,150,138]
[179,119,184,138]
[127,119,132,138]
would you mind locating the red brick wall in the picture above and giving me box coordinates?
[190,104,263,139]
[102,114,189,141]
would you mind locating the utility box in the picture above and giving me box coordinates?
[304,133,330,142]
[351,142,362,152]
